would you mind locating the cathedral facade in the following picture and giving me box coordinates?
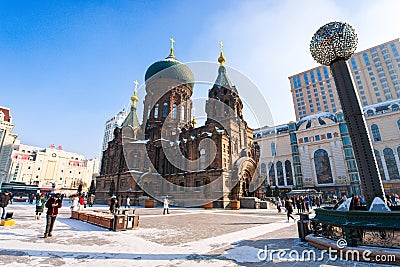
[96,45,260,207]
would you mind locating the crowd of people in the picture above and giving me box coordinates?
[275,195,324,222]
[109,195,132,214]
[386,193,400,206]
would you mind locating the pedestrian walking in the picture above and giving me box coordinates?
[71,195,79,211]
[44,193,62,238]
[163,196,170,215]
[35,193,46,220]
[0,191,11,220]
[110,195,117,213]
[285,199,296,222]
[125,196,131,209]
[276,197,282,213]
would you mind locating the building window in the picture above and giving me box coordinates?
[317,69,322,81]
[261,163,267,174]
[350,58,357,70]
[371,124,382,141]
[363,53,370,66]
[303,73,309,85]
[314,149,333,184]
[172,104,177,119]
[276,161,284,186]
[384,148,400,180]
[323,67,329,79]
[310,71,315,83]
[162,103,168,118]
[285,160,293,185]
[200,149,206,169]
[268,163,275,186]
[154,104,159,119]
[271,142,276,157]
[373,150,385,179]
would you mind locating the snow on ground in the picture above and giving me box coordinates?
[1,202,395,267]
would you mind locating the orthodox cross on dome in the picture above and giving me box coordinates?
[218,41,226,66]
[131,80,139,109]
[168,37,175,58]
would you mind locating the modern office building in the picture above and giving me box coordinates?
[101,109,128,151]
[289,39,400,120]
[0,106,18,186]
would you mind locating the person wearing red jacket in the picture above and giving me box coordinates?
[44,193,62,238]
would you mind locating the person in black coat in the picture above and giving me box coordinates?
[0,191,11,220]
[109,196,117,213]
[285,199,296,222]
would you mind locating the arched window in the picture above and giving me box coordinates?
[180,105,184,121]
[172,103,177,119]
[374,149,386,179]
[383,148,399,180]
[314,149,333,184]
[147,105,151,119]
[268,163,275,186]
[285,160,293,185]
[162,102,168,118]
[397,119,400,133]
[271,142,276,157]
[200,148,206,169]
[371,124,382,142]
[276,161,284,186]
[366,109,374,116]
[154,104,159,119]
[260,163,266,174]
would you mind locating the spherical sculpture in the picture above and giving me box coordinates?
[310,22,358,66]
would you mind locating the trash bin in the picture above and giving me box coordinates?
[126,214,134,229]
[297,213,311,242]
[113,214,126,231]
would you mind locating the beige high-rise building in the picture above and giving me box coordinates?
[7,142,99,193]
[289,39,400,120]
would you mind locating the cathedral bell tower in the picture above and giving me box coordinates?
[206,42,245,126]
[143,38,194,141]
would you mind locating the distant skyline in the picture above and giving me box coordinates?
[2,0,400,158]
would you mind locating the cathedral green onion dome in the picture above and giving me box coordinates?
[144,55,194,89]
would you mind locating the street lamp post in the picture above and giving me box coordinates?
[310,22,385,208]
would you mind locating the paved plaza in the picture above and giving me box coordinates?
[0,201,395,267]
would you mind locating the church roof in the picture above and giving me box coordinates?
[122,106,140,129]
[214,65,233,89]
[144,52,194,89]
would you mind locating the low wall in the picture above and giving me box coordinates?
[310,208,400,249]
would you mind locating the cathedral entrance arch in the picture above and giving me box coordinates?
[231,157,257,199]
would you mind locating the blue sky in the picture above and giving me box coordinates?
[2,0,400,159]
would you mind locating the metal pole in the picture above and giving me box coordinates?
[330,60,385,208]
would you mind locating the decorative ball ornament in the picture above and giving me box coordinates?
[310,22,358,66]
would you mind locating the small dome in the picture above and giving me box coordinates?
[145,56,194,89]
